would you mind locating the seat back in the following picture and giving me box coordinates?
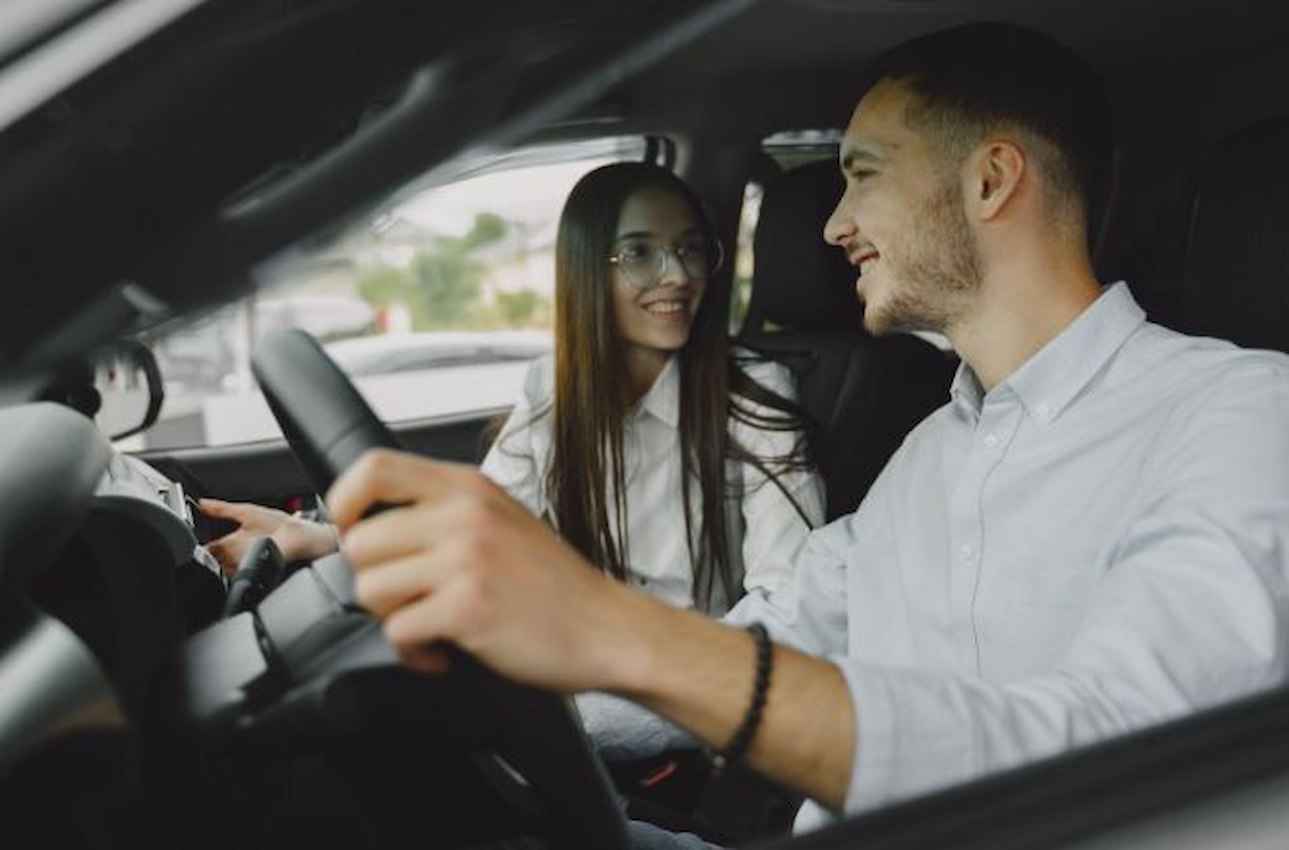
[1180,114,1289,351]
[739,161,955,521]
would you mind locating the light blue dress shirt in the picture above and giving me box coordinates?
[729,282,1289,828]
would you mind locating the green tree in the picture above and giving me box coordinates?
[462,212,507,250]
[358,266,411,309]
[356,212,512,330]
[495,289,544,326]
[408,249,483,327]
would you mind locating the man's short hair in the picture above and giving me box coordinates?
[866,22,1114,233]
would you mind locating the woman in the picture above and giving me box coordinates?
[480,162,821,613]
[203,162,822,614]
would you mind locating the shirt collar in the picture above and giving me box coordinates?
[951,282,1146,423]
[636,355,680,428]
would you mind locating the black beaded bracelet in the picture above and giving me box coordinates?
[712,622,773,772]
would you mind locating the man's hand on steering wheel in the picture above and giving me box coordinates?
[327,448,658,694]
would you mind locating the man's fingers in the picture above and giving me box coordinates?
[327,449,477,529]
[341,502,444,569]
[352,551,441,618]
[396,643,452,676]
[382,588,452,655]
[342,487,510,572]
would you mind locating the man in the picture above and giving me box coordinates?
[326,21,1289,836]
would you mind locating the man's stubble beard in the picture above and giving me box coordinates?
[864,177,982,337]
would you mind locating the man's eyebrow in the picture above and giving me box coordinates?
[840,147,883,171]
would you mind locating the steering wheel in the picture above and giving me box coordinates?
[249,329,629,849]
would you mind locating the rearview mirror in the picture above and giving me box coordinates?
[93,339,165,442]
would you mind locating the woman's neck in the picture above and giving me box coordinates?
[624,347,671,406]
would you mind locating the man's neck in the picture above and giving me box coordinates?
[947,247,1103,393]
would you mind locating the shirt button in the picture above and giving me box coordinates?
[959,543,974,560]
[1035,402,1052,420]
[983,432,1000,449]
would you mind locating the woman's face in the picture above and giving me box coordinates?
[609,185,710,382]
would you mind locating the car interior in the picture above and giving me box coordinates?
[5,0,1289,848]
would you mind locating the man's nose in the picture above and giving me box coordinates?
[823,195,854,247]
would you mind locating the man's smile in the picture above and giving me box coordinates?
[848,246,880,271]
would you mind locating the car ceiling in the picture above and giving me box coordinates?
[2,0,1288,389]
[622,0,1289,129]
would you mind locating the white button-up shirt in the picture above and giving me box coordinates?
[481,352,824,612]
[730,282,1289,827]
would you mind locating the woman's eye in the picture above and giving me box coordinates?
[680,240,710,259]
[618,242,654,263]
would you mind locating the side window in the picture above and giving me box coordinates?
[730,180,762,334]
[138,137,649,450]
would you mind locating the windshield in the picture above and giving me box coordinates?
[136,136,648,450]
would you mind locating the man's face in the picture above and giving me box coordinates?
[824,80,981,336]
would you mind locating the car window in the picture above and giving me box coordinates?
[730,180,762,333]
[761,128,842,171]
[138,136,649,450]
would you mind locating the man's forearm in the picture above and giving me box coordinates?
[608,593,856,810]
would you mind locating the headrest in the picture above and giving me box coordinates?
[750,160,863,331]
[1181,114,1289,352]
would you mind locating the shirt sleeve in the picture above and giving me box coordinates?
[731,358,827,597]
[479,358,548,517]
[725,510,857,657]
[836,361,1289,814]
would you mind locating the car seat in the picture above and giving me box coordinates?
[738,159,956,521]
[1177,113,1289,351]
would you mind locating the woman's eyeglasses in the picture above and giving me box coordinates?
[607,237,724,290]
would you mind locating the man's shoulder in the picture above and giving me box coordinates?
[1116,325,1289,454]
[1132,322,1289,391]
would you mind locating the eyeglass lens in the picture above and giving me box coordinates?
[616,239,721,287]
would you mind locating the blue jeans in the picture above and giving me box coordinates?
[627,819,724,849]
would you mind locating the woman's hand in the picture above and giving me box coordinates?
[199,497,339,578]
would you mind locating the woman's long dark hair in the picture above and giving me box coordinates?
[533,162,814,608]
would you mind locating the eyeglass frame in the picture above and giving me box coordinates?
[606,236,725,290]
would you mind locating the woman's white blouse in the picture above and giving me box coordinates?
[480,353,825,613]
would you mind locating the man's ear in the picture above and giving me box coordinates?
[967,140,1026,221]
